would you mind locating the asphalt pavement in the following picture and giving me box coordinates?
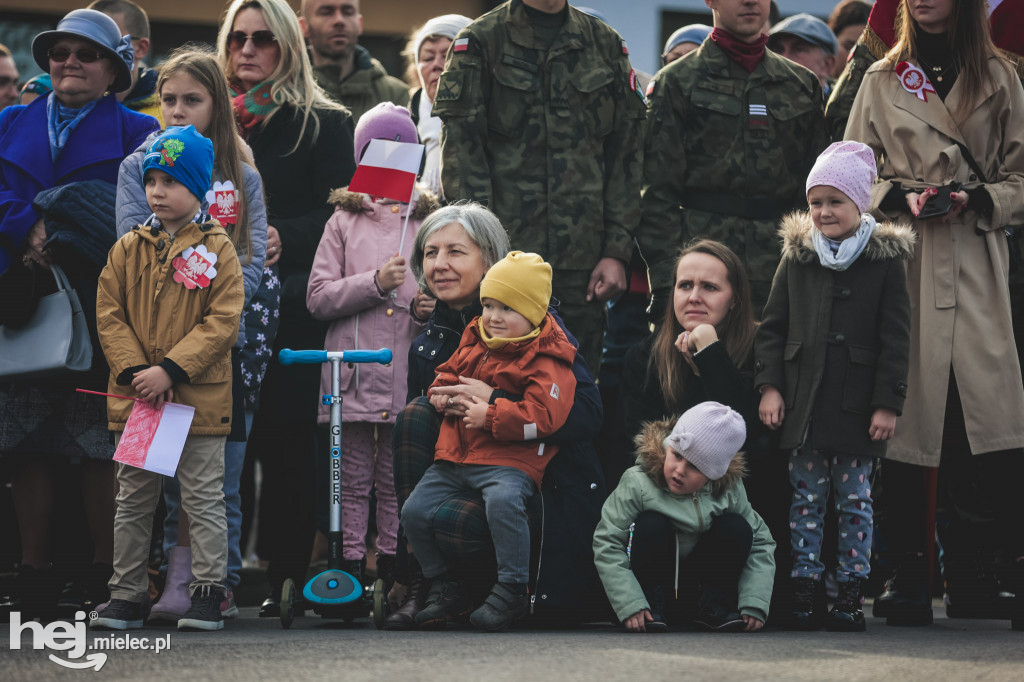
[4,601,1023,681]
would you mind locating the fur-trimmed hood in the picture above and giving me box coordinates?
[327,187,440,221]
[634,417,746,497]
[778,211,916,265]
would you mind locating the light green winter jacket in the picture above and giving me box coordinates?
[593,418,776,623]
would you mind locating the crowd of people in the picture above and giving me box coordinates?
[0,0,1022,637]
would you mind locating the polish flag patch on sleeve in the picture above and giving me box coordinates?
[453,37,470,53]
[621,39,629,55]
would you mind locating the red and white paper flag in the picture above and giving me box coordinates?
[114,400,195,476]
[347,139,424,204]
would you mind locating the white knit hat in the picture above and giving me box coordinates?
[662,402,746,481]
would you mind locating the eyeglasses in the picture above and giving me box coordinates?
[48,46,104,64]
[226,30,277,52]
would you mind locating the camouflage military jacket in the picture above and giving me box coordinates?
[825,42,878,142]
[433,0,646,271]
[637,39,827,307]
[313,46,410,125]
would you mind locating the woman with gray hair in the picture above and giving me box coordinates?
[403,14,472,197]
[387,202,606,629]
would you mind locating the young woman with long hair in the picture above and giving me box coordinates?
[845,0,1024,629]
[216,0,356,619]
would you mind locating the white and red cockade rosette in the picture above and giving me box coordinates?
[895,61,937,102]
[172,244,218,289]
[206,180,238,227]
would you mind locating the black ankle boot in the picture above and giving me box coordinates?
[385,556,427,631]
[943,558,1014,619]
[885,554,933,627]
[1009,559,1023,632]
[825,578,866,632]
[785,577,819,630]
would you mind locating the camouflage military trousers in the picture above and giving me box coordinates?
[552,270,607,373]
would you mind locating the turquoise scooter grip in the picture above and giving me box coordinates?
[340,348,393,365]
[278,349,327,365]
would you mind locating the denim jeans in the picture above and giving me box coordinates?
[402,461,535,584]
[164,410,253,591]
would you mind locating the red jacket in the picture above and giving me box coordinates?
[431,313,577,488]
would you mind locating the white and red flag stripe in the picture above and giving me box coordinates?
[453,37,470,52]
[347,139,424,203]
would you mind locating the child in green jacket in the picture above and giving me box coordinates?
[593,402,775,632]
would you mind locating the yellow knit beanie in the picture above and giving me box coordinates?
[479,251,552,327]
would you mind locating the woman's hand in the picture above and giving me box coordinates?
[412,291,435,320]
[623,609,653,632]
[266,225,281,266]
[674,326,719,375]
[869,407,897,441]
[132,367,174,408]
[947,190,968,221]
[462,395,489,429]
[23,218,52,269]
[742,615,764,632]
[377,254,407,292]
[905,189,934,218]
[430,377,494,417]
[759,386,785,430]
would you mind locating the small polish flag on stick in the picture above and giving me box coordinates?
[348,138,424,204]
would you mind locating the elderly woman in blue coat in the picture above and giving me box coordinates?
[0,9,158,619]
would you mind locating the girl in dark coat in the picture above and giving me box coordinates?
[756,141,914,631]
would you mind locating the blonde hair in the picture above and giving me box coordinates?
[649,240,757,411]
[885,0,1009,120]
[159,46,254,263]
[217,0,347,150]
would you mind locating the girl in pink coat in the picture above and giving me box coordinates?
[306,103,438,592]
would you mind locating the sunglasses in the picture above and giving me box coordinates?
[48,46,105,63]
[226,30,277,51]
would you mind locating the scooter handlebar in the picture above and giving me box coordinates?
[279,348,393,366]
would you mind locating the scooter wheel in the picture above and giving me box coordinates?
[372,578,388,629]
[280,578,296,629]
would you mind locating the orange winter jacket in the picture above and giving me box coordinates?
[431,312,577,488]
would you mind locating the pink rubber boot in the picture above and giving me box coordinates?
[148,546,194,624]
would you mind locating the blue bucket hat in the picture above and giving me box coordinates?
[663,24,712,57]
[769,13,839,56]
[143,126,215,204]
[31,9,134,93]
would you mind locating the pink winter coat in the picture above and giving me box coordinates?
[307,189,438,423]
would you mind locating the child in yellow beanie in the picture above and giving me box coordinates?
[401,251,578,632]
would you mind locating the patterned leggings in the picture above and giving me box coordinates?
[341,422,399,560]
[789,447,875,582]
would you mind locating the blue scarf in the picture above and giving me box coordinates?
[46,92,99,162]
[812,214,876,271]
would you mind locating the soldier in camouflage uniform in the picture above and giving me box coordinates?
[432,0,646,371]
[637,0,828,316]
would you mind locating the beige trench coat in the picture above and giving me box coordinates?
[845,56,1024,466]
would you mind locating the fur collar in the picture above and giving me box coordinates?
[778,211,916,265]
[327,187,439,221]
[634,417,746,497]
